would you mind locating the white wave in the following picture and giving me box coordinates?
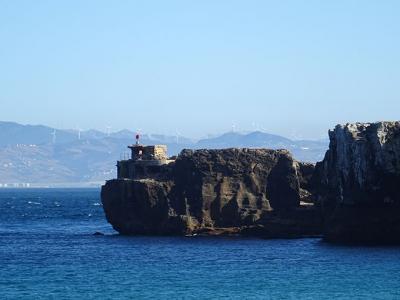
[27,201,41,205]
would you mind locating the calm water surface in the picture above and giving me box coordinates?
[0,188,400,299]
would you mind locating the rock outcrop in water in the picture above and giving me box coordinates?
[314,122,400,243]
[101,148,321,237]
[102,121,400,243]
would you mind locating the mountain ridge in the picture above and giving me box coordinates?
[0,121,328,186]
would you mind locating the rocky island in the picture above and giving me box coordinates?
[101,141,321,237]
[101,121,400,244]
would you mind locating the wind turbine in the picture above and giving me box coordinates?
[231,123,237,133]
[76,126,82,140]
[51,129,56,144]
[251,122,262,132]
[106,125,112,137]
[175,129,181,144]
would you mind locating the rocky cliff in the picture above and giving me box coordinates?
[101,148,321,237]
[102,121,400,243]
[314,122,400,243]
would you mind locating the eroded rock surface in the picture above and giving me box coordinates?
[314,122,400,243]
[101,148,321,236]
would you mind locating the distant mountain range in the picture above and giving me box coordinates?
[0,121,328,187]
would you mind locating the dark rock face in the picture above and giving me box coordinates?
[101,148,321,236]
[314,122,400,243]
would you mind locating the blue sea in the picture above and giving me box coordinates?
[1,188,400,299]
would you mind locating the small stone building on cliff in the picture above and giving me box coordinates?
[117,144,174,180]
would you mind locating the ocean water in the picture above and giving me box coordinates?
[1,189,400,299]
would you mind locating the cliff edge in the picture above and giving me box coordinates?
[314,121,400,243]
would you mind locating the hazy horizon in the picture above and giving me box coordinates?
[1,1,399,139]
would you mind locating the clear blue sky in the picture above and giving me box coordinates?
[1,1,399,139]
